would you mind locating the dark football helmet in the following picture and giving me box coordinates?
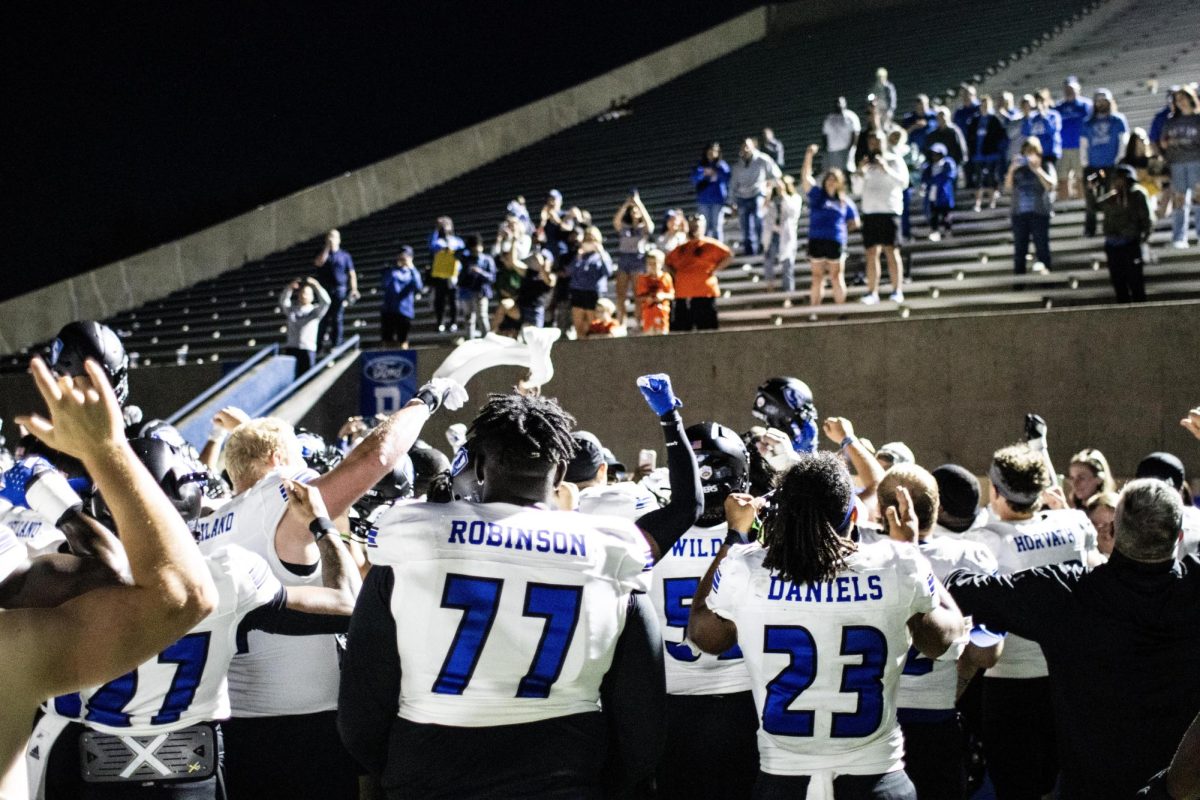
[686,421,750,527]
[47,321,130,407]
[752,376,818,453]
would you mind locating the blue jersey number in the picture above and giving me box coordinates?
[901,645,934,676]
[761,624,888,739]
[433,574,584,698]
[84,632,212,728]
[662,577,743,662]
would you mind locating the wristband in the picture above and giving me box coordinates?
[26,471,84,525]
[309,517,338,541]
[839,436,857,450]
[415,388,440,413]
[724,529,750,546]
[207,430,229,446]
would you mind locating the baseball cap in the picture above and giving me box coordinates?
[1114,163,1138,181]
[547,189,563,200]
[932,463,981,525]
[929,143,948,156]
[1136,452,1186,491]
[1094,88,1113,102]
[398,244,414,257]
[565,431,605,483]
[877,442,915,466]
[1064,75,1081,88]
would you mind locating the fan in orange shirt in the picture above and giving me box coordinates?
[663,215,733,330]
[635,249,675,335]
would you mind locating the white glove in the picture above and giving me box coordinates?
[416,378,469,414]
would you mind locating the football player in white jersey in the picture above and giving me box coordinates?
[962,443,1100,800]
[689,451,965,799]
[33,444,359,800]
[340,381,694,798]
[194,378,466,800]
[874,465,998,800]
[1,357,217,793]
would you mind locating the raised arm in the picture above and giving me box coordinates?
[279,480,360,616]
[823,417,885,502]
[800,144,819,194]
[632,375,702,561]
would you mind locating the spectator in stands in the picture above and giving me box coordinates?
[313,229,358,349]
[456,234,496,340]
[1023,89,1063,165]
[1000,91,1028,161]
[380,245,423,349]
[822,96,861,174]
[903,94,938,154]
[889,127,917,242]
[857,130,909,304]
[429,216,463,333]
[612,191,653,327]
[493,213,532,261]
[1082,88,1130,237]
[1122,127,1166,202]
[761,176,803,298]
[761,127,785,167]
[1163,85,1200,249]
[953,85,982,184]
[1064,448,1115,510]
[279,277,330,379]
[1098,164,1154,303]
[507,195,533,235]
[1084,491,1118,557]
[729,137,782,256]
[516,244,556,328]
[658,208,690,253]
[921,143,957,241]
[586,298,623,339]
[968,94,1008,211]
[1006,137,1057,279]
[926,106,967,167]
[1150,87,1179,155]
[635,248,673,335]
[1056,76,1093,200]
[567,225,614,339]
[871,67,898,125]
[802,145,859,307]
[665,214,732,330]
[693,143,731,243]
[492,225,527,332]
[539,189,570,261]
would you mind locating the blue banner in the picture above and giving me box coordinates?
[360,351,418,417]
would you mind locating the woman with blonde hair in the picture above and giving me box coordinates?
[800,144,860,306]
[761,175,803,298]
[1085,491,1119,556]
[1066,448,1116,509]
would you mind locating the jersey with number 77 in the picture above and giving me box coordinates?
[706,539,937,776]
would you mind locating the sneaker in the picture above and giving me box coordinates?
[449,323,459,332]
[860,292,880,305]
[973,201,982,213]
[1171,240,1191,249]
[782,298,794,309]
[928,231,942,242]
[437,324,446,333]
[1031,261,1048,274]
[889,290,905,303]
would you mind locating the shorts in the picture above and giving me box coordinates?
[616,252,647,275]
[570,289,600,310]
[1059,148,1083,176]
[861,214,901,248]
[808,238,845,260]
[970,158,1002,189]
[380,312,412,343]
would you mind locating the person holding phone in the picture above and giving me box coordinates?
[1005,137,1058,279]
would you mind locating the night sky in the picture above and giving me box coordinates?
[2,1,756,301]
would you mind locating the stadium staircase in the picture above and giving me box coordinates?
[5,0,1198,368]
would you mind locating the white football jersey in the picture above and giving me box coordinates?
[65,545,280,736]
[577,481,659,522]
[706,540,937,776]
[649,522,752,695]
[370,499,653,727]
[965,509,1095,679]
[196,467,342,717]
[0,522,26,584]
[0,505,66,558]
[1178,507,1200,559]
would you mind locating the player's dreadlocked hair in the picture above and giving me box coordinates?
[465,393,578,471]
[761,451,857,586]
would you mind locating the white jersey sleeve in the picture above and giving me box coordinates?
[0,505,67,558]
[577,481,660,522]
[651,523,752,695]
[965,509,1093,679]
[0,523,26,584]
[369,499,652,727]
[709,540,936,777]
[69,545,279,736]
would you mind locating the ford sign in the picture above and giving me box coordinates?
[364,356,414,384]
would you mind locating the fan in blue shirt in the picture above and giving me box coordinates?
[1055,78,1093,151]
[380,245,424,347]
[921,144,957,239]
[1083,95,1130,168]
[1023,100,1063,162]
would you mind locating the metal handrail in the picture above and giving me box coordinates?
[251,335,361,418]
[166,343,279,425]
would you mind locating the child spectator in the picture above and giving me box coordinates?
[279,277,330,379]
[968,94,1008,211]
[658,209,689,253]
[586,299,623,338]
[635,248,674,336]
[922,143,958,241]
[456,234,497,340]
[380,244,423,349]
[612,191,654,326]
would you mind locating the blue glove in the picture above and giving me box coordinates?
[637,374,682,417]
[791,419,819,454]
[0,456,56,509]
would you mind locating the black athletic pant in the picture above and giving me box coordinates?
[670,297,719,331]
[222,711,358,800]
[1084,166,1109,236]
[430,278,457,327]
[1105,240,1147,302]
[284,347,315,380]
[753,769,917,799]
[899,713,967,800]
[928,206,953,234]
[657,692,759,799]
[380,312,412,345]
[316,286,347,348]
[982,677,1057,800]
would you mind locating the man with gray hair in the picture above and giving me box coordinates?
[946,479,1200,800]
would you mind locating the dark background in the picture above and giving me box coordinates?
[1,1,757,301]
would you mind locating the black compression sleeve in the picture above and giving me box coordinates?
[635,410,702,560]
[338,566,401,777]
[237,587,350,647]
[600,593,666,797]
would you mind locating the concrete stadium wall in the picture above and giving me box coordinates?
[0,8,769,355]
[1,303,1194,489]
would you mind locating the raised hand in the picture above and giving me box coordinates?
[16,357,124,461]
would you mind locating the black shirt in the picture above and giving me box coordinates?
[947,552,1200,800]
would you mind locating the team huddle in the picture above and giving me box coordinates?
[0,320,1197,800]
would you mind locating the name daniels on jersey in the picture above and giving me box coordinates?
[447,519,588,556]
[670,536,725,559]
[194,511,237,543]
[767,574,885,604]
[1012,528,1078,553]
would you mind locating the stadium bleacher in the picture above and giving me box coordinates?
[4,0,1197,367]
